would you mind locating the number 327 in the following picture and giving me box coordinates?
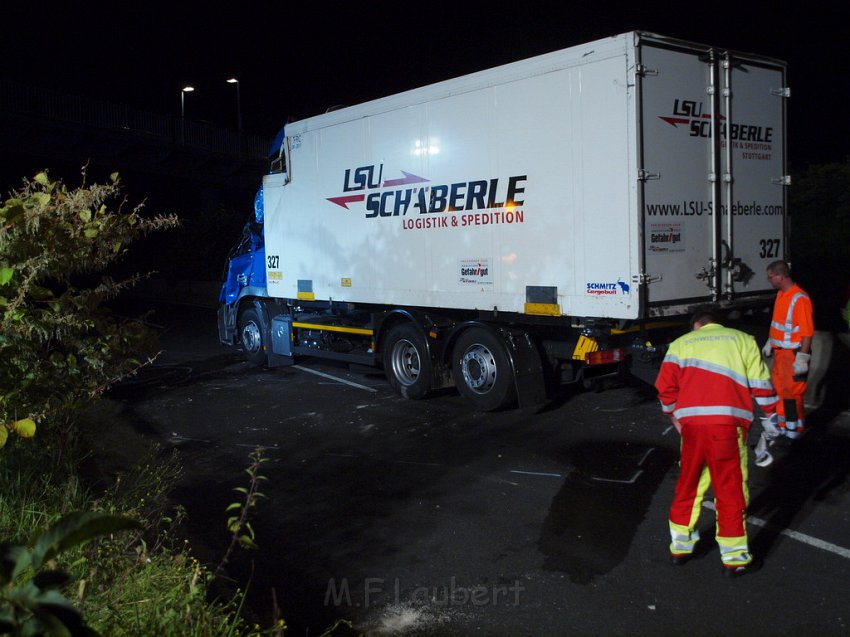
[759,239,780,258]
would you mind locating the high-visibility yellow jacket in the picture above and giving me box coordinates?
[656,323,778,427]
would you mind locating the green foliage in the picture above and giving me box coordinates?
[214,448,269,583]
[0,171,307,636]
[0,170,178,448]
[0,439,264,637]
[0,511,141,637]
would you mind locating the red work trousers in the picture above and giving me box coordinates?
[669,422,751,566]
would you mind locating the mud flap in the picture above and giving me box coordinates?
[269,314,295,367]
[507,330,547,408]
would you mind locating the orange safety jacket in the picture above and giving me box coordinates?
[655,323,778,427]
[769,284,814,350]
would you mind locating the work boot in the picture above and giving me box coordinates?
[721,558,761,578]
[670,553,691,566]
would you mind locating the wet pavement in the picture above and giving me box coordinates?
[92,301,850,636]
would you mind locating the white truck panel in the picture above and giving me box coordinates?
[263,31,786,321]
[640,39,786,307]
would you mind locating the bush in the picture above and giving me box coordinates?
[0,170,178,454]
[0,172,292,636]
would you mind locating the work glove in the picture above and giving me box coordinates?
[761,340,773,358]
[793,352,811,376]
[760,413,781,441]
[754,433,774,468]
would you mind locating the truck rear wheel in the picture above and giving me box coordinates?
[238,307,267,367]
[383,323,433,400]
[452,327,516,411]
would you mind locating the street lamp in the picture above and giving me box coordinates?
[226,77,242,133]
[180,85,194,118]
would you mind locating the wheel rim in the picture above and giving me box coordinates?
[241,321,262,355]
[460,344,497,394]
[390,339,421,386]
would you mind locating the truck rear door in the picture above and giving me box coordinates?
[637,35,787,313]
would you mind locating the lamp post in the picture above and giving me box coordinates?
[226,77,243,132]
[180,85,194,118]
[180,85,194,144]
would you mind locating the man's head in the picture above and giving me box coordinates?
[690,307,720,331]
[766,260,793,291]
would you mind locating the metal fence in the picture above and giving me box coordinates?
[0,80,271,159]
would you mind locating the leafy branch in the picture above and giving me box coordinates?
[213,447,269,583]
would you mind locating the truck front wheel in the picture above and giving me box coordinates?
[383,323,433,400]
[452,328,517,411]
[238,307,267,367]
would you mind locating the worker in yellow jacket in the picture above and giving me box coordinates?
[656,308,779,577]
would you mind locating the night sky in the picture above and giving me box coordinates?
[2,1,846,168]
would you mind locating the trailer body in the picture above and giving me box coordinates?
[219,31,788,410]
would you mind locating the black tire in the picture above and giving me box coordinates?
[382,323,433,400]
[452,327,517,411]
[238,307,267,366]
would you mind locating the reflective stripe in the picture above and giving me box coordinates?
[669,522,699,554]
[662,352,681,365]
[770,292,809,349]
[755,395,780,406]
[717,537,752,567]
[676,357,749,388]
[749,378,774,390]
[719,548,752,567]
[785,419,804,439]
[675,405,754,421]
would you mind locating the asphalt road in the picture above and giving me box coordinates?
[97,302,850,636]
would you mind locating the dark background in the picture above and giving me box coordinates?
[2,1,846,164]
[1,1,847,284]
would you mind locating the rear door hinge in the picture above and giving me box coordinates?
[633,273,662,285]
[636,64,659,77]
[638,169,661,182]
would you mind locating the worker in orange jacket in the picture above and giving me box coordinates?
[762,260,814,440]
[656,308,778,577]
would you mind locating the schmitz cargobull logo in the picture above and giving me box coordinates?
[326,164,527,221]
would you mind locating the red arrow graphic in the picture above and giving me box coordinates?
[327,194,365,210]
[659,116,690,128]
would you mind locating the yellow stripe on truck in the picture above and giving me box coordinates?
[291,322,374,336]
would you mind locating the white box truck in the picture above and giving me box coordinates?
[218,31,789,410]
